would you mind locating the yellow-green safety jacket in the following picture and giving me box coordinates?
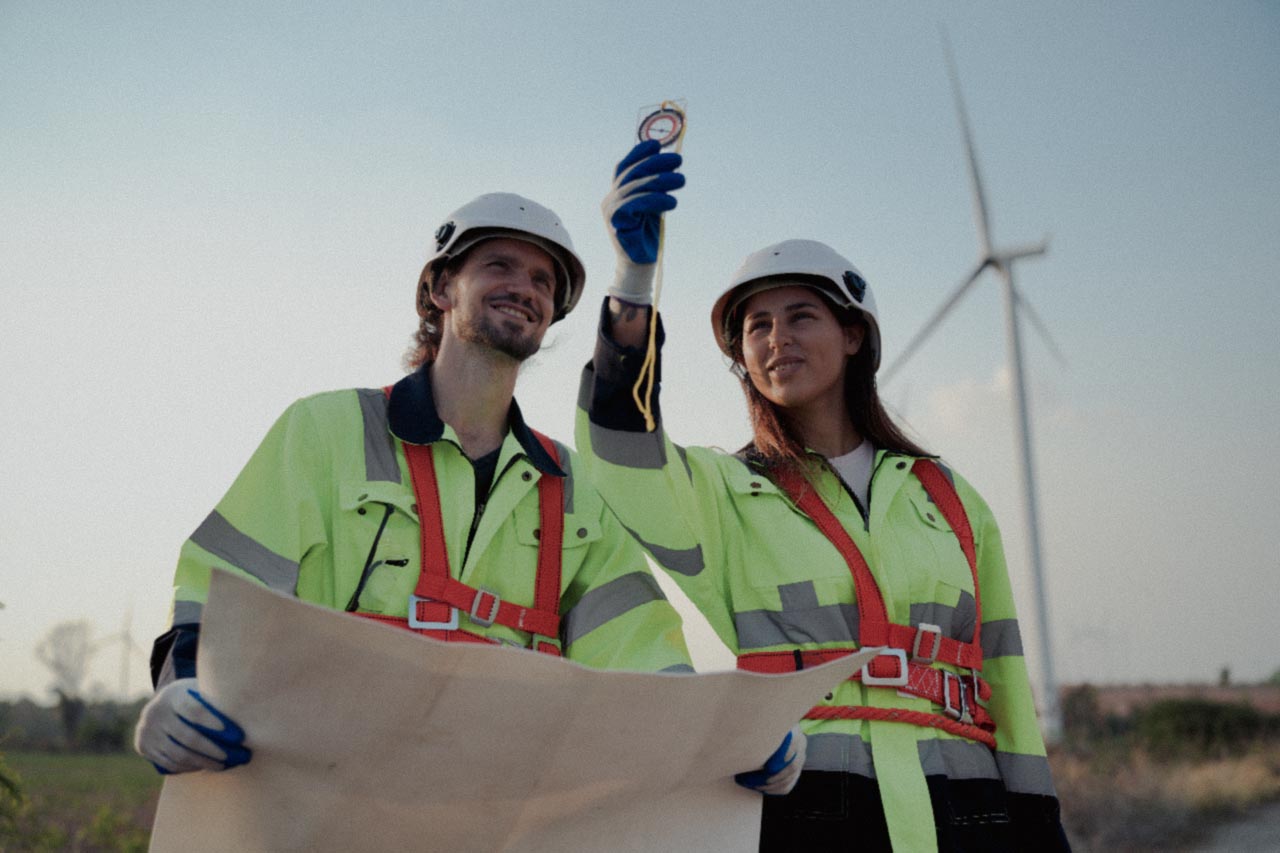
[150,366,693,686]
[575,308,1063,850]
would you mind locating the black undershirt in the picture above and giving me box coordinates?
[470,446,502,512]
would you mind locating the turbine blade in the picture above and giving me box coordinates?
[883,259,989,383]
[997,238,1050,264]
[1015,287,1067,367]
[941,29,993,257]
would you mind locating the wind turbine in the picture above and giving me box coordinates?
[93,607,148,700]
[883,36,1063,741]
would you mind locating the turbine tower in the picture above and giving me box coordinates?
[883,36,1062,741]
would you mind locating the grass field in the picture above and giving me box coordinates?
[1,752,161,852]
[1,743,1277,850]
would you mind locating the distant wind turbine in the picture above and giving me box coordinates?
[93,607,148,700]
[883,34,1063,741]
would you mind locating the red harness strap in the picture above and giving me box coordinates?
[356,391,565,656]
[738,458,994,745]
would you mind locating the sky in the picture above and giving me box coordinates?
[2,1,1278,704]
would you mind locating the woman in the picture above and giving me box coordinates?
[578,142,1069,851]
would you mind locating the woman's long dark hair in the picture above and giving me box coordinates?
[728,307,930,477]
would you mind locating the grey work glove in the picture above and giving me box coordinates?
[134,677,252,774]
[601,139,685,306]
[734,725,807,796]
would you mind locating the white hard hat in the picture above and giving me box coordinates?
[711,239,881,370]
[419,193,587,322]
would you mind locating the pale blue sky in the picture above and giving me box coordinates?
[2,2,1278,701]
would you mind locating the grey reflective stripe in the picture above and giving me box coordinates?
[911,589,977,643]
[735,603,858,650]
[357,388,400,483]
[660,663,695,673]
[551,439,575,514]
[190,511,300,593]
[623,523,705,577]
[172,600,203,626]
[588,422,667,469]
[562,572,667,647]
[920,738,1000,780]
[996,751,1057,796]
[674,444,693,481]
[981,618,1024,659]
[805,732,874,775]
[778,581,820,610]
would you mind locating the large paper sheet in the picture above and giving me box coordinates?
[150,571,874,852]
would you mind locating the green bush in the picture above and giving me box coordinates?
[1132,698,1274,757]
[0,752,28,834]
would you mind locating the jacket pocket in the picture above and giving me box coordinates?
[339,481,419,614]
[512,503,603,549]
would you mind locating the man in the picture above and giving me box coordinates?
[135,192,693,774]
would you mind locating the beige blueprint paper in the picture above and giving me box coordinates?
[150,570,873,852]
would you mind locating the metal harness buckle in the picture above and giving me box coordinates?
[860,648,909,687]
[407,594,459,630]
[941,671,969,721]
[912,622,943,663]
[469,588,501,627]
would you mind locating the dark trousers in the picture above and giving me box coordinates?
[759,771,1070,852]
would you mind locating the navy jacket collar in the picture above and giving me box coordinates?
[387,364,565,477]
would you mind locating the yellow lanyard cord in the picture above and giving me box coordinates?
[631,104,686,432]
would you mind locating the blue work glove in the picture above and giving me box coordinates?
[134,677,252,774]
[600,139,685,305]
[734,725,806,796]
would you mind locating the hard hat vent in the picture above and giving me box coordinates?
[434,221,455,250]
[843,270,867,303]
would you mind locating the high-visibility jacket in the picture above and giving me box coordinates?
[575,311,1064,850]
[150,365,693,687]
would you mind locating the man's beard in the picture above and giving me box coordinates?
[456,311,541,362]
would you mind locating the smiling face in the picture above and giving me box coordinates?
[738,284,866,418]
[433,237,557,363]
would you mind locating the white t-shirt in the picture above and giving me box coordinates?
[827,439,875,515]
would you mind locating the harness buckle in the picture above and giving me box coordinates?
[407,595,459,631]
[860,648,909,687]
[469,588,501,627]
[942,671,969,721]
[911,623,943,663]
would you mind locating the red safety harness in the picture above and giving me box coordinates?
[737,459,997,748]
[358,391,565,656]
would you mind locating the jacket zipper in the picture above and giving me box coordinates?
[460,454,525,570]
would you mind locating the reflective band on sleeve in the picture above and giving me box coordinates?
[190,511,301,593]
[357,388,401,483]
[805,732,875,775]
[734,603,859,650]
[172,600,203,626]
[660,663,695,673]
[674,444,693,480]
[920,738,1000,780]
[621,524,705,576]
[980,618,1024,659]
[562,571,666,647]
[996,751,1057,796]
[588,422,667,469]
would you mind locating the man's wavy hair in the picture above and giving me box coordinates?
[405,254,467,369]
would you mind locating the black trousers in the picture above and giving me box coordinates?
[759,771,1070,852]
